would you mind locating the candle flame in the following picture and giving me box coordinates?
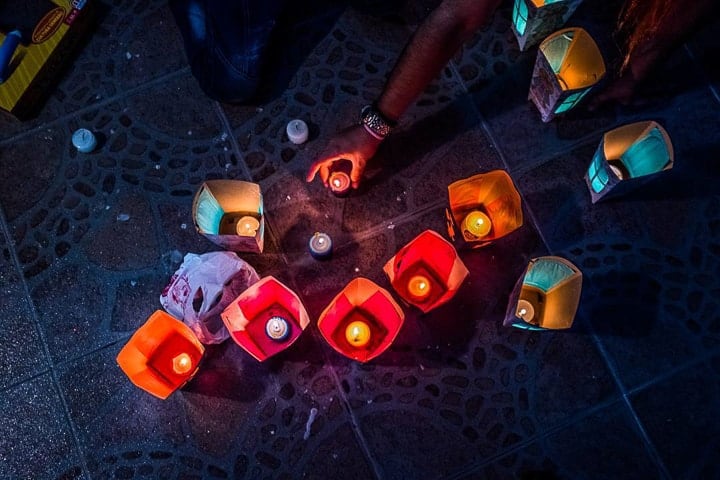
[345,320,371,348]
[172,353,193,374]
[333,178,341,188]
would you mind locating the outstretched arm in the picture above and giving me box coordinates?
[307,0,502,189]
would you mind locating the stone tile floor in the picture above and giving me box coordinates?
[1,1,719,479]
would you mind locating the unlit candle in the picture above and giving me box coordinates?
[287,119,309,144]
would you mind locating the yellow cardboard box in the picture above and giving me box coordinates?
[0,0,94,120]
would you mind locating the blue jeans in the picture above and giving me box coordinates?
[170,0,286,103]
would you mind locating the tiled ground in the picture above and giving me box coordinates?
[1,1,719,479]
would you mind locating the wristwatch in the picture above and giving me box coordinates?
[360,104,396,140]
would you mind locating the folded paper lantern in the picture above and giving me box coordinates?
[221,276,309,361]
[446,170,523,249]
[585,121,674,203]
[317,277,405,363]
[384,230,469,313]
[192,180,264,253]
[504,256,582,330]
[512,0,583,51]
[528,27,605,122]
[117,310,205,399]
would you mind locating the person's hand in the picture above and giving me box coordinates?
[306,124,382,189]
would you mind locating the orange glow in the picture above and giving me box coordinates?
[516,299,535,322]
[116,310,205,400]
[462,210,492,238]
[317,277,405,363]
[407,275,431,300]
[172,353,193,374]
[329,171,351,193]
[236,216,260,236]
[345,321,371,348]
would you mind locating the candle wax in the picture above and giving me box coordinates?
[265,316,290,341]
[329,171,351,196]
[462,210,492,238]
[172,353,193,374]
[516,299,535,322]
[309,232,333,259]
[236,216,260,236]
[287,119,309,144]
[345,320,371,348]
[407,275,431,300]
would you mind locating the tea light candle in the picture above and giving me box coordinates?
[172,353,193,375]
[265,316,290,341]
[345,320,371,348]
[308,232,332,259]
[328,170,351,197]
[407,275,431,300]
[287,119,309,145]
[608,162,625,180]
[236,216,260,236]
[516,299,535,322]
[462,210,492,238]
[72,128,97,153]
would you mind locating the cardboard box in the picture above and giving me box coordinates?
[0,0,95,120]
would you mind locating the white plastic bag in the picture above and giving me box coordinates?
[160,251,260,344]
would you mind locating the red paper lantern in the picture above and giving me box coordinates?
[384,230,469,313]
[317,277,405,363]
[221,276,310,361]
[116,310,205,400]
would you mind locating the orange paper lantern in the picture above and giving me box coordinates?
[446,170,523,249]
[117,310,205,400]
[384,230,469,313]
[317,277,405,363]
[221,276,310,361]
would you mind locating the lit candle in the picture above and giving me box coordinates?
[308,232,333,260]
[236,216,260,236]
[328,171,351,197]
[72,128,97,153]
[265,316,290,341]
[287,119,309,145]
[407,275,431,300]
[172,353,193,375]
[516,299,535,322]
[345,320,371,348]
[462,210,492,239]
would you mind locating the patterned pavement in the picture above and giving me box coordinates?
[1,1,719,479]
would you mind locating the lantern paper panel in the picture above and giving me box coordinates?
[117,310,205,400]
[512,0,584,51]
[221,276,310,362]
[446,170,523,249]
[384,230,469,313]
[504,256,582,330]
[528,27,605,123]
[585,121,674,203]
[317,277,405,363]
[192,180,264,253]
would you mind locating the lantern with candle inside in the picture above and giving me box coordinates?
[511,0,583,51]
[116,310,205,400]
[327,159,353,197]
[528,27,605,122]
[384,230,469,313]
[221,276,309,361]
[446,170,523,249]
[585,121,674,204]
[192,180,264,253]
[504,256,582,330]
[317,277,405,363]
